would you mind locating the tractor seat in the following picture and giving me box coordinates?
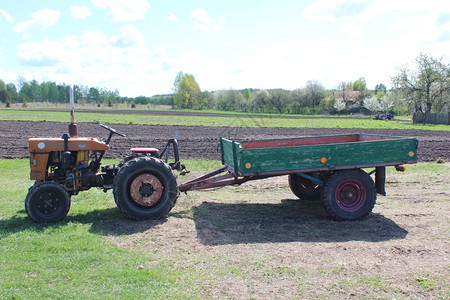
[130,147,159,154]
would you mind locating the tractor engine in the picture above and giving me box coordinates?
[28,133,115,195]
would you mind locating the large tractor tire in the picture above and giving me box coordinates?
[321,169,376,220]
[113,156,179,220]
[25,181,71,223]
[288,172,323,200]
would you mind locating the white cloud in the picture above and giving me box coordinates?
[111,24,145,48]
[17,39,67,66]
[302,0,345,22]
[168,11,178,22]
[302,0,450,44]
[91,0,150,22]
[13,9,60,33]
[13,25,179,97]
[337,21,363,39]
[189,8,225,32]
[0,9,14,23]
[190,8,212,24]
[0,67,18,84]
[70,6,91,20]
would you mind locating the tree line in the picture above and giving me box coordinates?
[1,53,449,115]
[0,78,174,108]
[172,53,449,115]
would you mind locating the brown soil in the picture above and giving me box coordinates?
[1,120,448,162]
[103,166,450,299]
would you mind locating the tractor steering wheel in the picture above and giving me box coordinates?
[100,124,126,137]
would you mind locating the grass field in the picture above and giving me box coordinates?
[1,108,449,131]
[1,159,449,299]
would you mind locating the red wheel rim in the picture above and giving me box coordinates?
[335,179,366,212]
[129,174,163,207]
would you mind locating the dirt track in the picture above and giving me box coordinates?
[1,120,448,162]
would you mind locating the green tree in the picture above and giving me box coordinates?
[99,88,118,106]
[304,80,325,110]
[267,89,290,114]
[0,79,6,91]
[352,78,367,92]
[20,82,33,102]
[40,81,59,103]
[0,89,10,104]
[375,83,387,94]
[135,96,149,105]
[173,72,202,109]
[244,88,252,101]
[88,87,100,103]
[76,85,89,103]
[30,80,41,102]
[392,53,450,113]
[375,90,386,100]
[6,83,20,103]
[215,89,245,111]
[289,89,304,113]
[201,91,215,109]
[352,78,368,107]
[251,90,271,112]
[58,84,70,103]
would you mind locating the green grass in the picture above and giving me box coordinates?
[1,108,449,131]
[0,159,195,299]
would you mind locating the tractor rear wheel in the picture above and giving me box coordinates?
[288,173,323,200]
[321,169,376,220]
[25,181,71,223]
[113,156,179,220]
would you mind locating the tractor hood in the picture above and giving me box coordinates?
[29,137,110,153]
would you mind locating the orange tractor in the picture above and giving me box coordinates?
[26,123,186,223]
[26,94,186,223]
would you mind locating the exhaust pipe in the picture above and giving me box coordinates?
[68,85,78,137]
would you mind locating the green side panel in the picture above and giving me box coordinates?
[237,138,417,175]
[239,145,330,174]
[220,135,418,175]
[232,141,240,172]
[220,138,238,170]
[219,137,225,164]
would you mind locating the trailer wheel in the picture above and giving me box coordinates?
[25,181,71,223]
[113,156,179,220]
[321,169,376,220]
[288,173,322,200]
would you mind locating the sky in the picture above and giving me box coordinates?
[0,0,449,97]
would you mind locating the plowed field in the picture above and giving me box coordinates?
[1,120,448,162]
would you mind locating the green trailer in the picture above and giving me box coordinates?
[178,133,418,221]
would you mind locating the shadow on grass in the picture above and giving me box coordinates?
[192,199,408,245]
[0,208,166,238]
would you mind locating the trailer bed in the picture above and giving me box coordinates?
[219,134,418,176]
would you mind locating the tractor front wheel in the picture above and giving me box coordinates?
[321,169,376,220]
[25,181,71,223]
[113,156,179,220]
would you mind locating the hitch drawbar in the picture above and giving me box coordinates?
[161,139,189,175]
